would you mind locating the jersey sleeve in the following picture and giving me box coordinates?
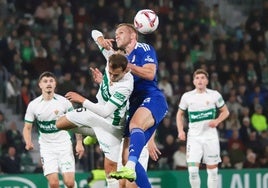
[64,98,74,112]
[91,30,114,61]
[24,102,35,123]
[178,93,188,111]
[214,91,225,108]
[108,82,132,108]
[141,43,157,65]
[83,77,133,118]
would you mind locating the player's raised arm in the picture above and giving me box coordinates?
[91,30,114,60]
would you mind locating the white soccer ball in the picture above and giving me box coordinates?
[134,9,159,34]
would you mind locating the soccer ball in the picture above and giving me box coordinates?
[134,9,159,34]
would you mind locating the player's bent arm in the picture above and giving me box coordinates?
[83,99,118,118]
[23,122,34,150]
[176,109,186,141]
[128,63,156,81]
[208,105,229,128]
[91,30,114,53]
[215,105,230,125]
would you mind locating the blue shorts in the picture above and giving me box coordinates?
[124,92,168,142]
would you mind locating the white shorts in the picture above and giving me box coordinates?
[66,108,123,162]
[117,138,149,170]
[186,136,221,165]
[40,142,75,176]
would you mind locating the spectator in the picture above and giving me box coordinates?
[243,149,259,168]
[247,132,262,155]
[34,1,50,26]
[158,76,173,103]
[258,154,268,168]
[228,130,246,169]
[0,110,6,132]
[219,151,233,169]
[217,122,229,151]
[5,74,21,114]
[5,121,25,154]
[239,117,255,145]
[225,94,243,116]
[0,111,7,155]
[47,1,62,31]
[172,142,187,170]
[225,111,241,131]
[57,72,76,96]
[159,134,177,169]
[259,131,268,154]
[250,104,268,132]
[0,146,21,174]
[157,116,177,145]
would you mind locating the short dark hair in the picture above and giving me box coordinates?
[108,53,128,71]
[38,71,56,82]
[193,69,209,78]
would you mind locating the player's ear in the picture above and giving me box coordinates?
[130,32,136,40]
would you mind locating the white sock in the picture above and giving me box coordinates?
[207,168,218,188]
[188,166,200,188]
[106,178,119,188]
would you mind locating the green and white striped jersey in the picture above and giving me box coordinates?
[24,94,73,145]
[179,88,225,137]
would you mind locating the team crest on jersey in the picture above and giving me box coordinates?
[54,110,59,115]
[218,97,223,103]
[141,97,151,106]
[114,91,126,102]
[206,101,209,105]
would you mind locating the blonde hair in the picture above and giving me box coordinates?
[116,23,138,39]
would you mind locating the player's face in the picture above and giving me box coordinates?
[193,73,208,91]
[39,76,56,94]
[108,66,125,82]
[115,26,132,49]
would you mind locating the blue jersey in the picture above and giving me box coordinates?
[125,42,168,139]
[127,42,162,98]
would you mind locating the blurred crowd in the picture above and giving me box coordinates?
[0,0,268,174]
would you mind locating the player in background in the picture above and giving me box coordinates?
[56,52,133,188]
[89,29,161,188]
[176,69,229,188]
[97,23,168,188]
[23,71,84,188]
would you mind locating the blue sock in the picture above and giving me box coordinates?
[135,162,151,188]
[128,128,145,163]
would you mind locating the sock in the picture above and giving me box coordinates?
[188,166,200,188]
[127,128,145,167]
[88,169,106,187]
[207,168,218,188]
[135,162,151,188]
[106,178,119,188]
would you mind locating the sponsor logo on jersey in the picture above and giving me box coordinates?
[145,55,154,63]
[113,91,126,102]
[188,108,216,123]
